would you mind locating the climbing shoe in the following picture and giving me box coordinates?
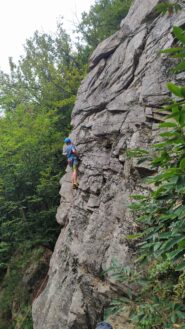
[72,184,78,189]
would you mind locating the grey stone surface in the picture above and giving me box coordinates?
[32,1,185,329]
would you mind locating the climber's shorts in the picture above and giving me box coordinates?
[68,158,78,171]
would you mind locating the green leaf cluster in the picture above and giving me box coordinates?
[161,26,185,74]
[156,2,182,15]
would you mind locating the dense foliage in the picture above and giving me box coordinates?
[105,21,185,329]
[0,23,85,272]
[0,24,86,329]
[0,0,131,328]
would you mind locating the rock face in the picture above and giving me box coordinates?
[32,1,185,329]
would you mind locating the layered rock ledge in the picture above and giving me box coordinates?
[32,1,185,329]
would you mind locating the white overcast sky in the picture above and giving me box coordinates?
[0,0,95,73]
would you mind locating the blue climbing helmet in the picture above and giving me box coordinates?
[64,137,71,144]
[95,322,113,329]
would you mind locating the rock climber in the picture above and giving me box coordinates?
[63,137,79,189]
[95,322,113,329]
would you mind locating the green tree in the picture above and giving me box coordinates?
[0,20,88,270]
[0,22,86,328]
[0,23,86,121]
[76,0,132,57]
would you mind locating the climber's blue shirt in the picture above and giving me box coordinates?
[65,144,78,169]
[66,144,77,160]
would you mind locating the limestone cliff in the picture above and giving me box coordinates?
[32,1,185,329]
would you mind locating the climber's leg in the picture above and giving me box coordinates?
[72,160,78,188]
